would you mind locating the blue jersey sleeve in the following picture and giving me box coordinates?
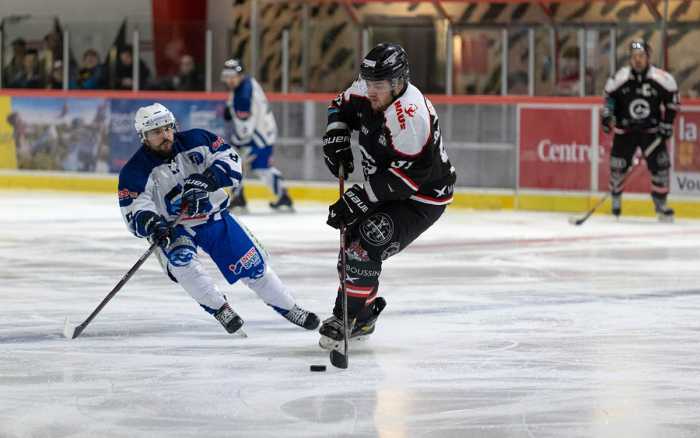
[232,77,253,119]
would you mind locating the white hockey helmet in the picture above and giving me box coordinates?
[220,58,244,81]
[134,102,176,142]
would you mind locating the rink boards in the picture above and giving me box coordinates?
[4,169,700,219]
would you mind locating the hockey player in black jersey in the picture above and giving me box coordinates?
[318,43,457,350]
[602,39,680,222]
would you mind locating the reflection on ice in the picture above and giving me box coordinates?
[1,192,700,437]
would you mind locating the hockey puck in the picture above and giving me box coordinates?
[310,365,327,372]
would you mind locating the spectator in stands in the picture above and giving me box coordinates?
[12,49,44,89]
[47,60,64,89]
[170,55,204,91]
[74,49,106,89]
[39,31,63,81]
[556,47,593,96]
[3,38,27,88]
[111,45,151,90]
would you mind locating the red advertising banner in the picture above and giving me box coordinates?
[519,106,595,190]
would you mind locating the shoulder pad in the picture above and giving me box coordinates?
[604,66,631,94]
[648,66,678,92]
[383,84,431,157]
[118,149,153,197]
[176,129,220,152]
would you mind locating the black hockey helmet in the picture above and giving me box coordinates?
[629,39,651,56]
[221,58,244,79]
[359,43,409,83]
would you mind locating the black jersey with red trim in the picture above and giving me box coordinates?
[327,80,456,205]
[603,65,679,133]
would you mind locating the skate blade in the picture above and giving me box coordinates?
[318,334,369,351]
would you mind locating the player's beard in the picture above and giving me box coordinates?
[149,139,173,159]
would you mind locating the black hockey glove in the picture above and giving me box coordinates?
[601,109,615,134]
[135,211,171,247]
[323,129,353,179]
[182,172,218,216]
[659,122,673,139]
[327,184,374,229]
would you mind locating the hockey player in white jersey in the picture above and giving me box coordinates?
[118,103,318,334]
[221,58,294,212]
[318,43,456,350]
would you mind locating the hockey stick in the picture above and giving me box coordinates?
[63,217,182,339]
[569,135,663,226]
[330,166,350,369]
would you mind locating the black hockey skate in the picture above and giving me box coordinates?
[272,304,320,330]
[269,190,294,212]
[214,302,245,334]
[318,297,386,351]
[229,187,249,214]
[653,195,674,223]
[611,194,621,218]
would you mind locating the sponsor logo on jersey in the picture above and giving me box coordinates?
[381,241,401,260]
[118,188,139,200]
[188,151,204,165]
[346,265,381,278]
[629,98,651,119]
[211,136,225,151]
[394,101,406,129]
[228,246,262,275]
[434,184,454,197]
[405,103,417,118]
[360,213,394,246]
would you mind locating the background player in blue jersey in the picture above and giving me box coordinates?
[117,102,318,335]
[221,58,294,212]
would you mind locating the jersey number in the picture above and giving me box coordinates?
[390,160,414,170]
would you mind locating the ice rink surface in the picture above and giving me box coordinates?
[2,191,700,438]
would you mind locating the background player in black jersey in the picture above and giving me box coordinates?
[318,43,457,350]
[602,39,680,222]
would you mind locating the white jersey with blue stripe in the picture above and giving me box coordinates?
[118,128,243,235]
[226,76,277,148]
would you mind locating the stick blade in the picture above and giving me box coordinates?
[568,216,584,226]
[330,349,348,369]
[62,317,77,339]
